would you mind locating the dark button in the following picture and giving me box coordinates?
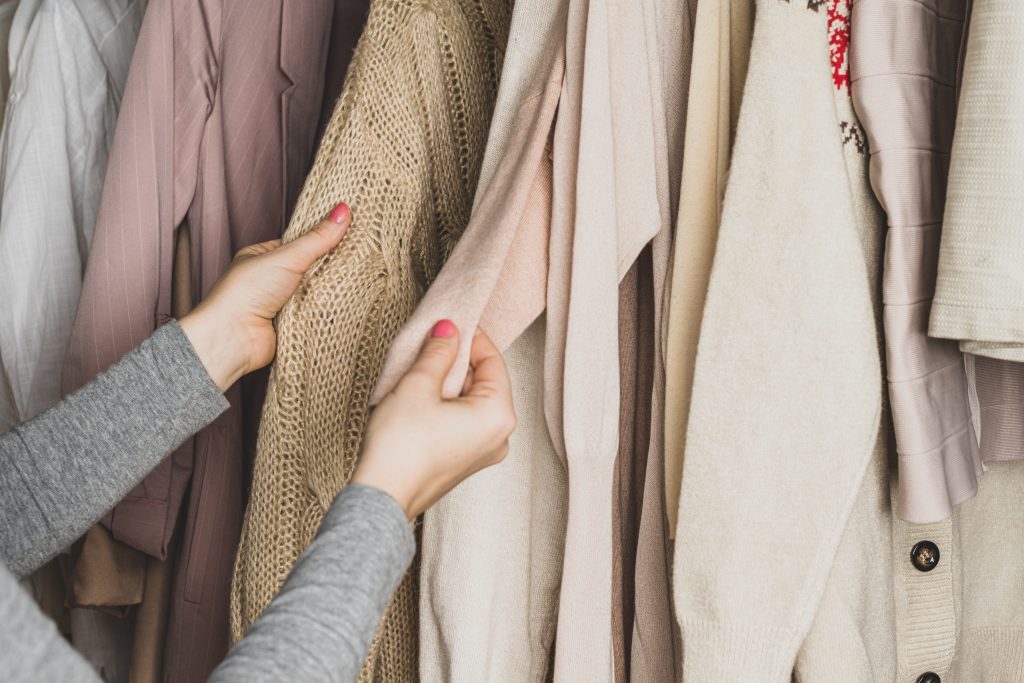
[916,673,940,683]
[910,540,940,572]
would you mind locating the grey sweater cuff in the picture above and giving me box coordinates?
[0,321,228,576]
[211,484,415,683]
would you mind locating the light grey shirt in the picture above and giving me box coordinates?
[0,321,415,682]
[0,0,142,432]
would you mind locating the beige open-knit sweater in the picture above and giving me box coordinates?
[229,0,510,679]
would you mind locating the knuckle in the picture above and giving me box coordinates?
[490,442,511,466]
[399,370,433,392]
[487,403,517,441]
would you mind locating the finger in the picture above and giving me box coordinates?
[400,319,460,396]
[460,366,475,396]
[272,202,351,272]
[463,329,511,400]
[236,239,282,259]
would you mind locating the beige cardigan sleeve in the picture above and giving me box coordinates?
[672,1,886,679]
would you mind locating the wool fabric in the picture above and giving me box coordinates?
[662,0,754,538]
[672,0,888,677]
[229,0,511,679]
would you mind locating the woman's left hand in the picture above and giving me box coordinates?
[180,202,351,391]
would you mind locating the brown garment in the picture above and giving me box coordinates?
[126,224,192,683]
[611,248,655,682]
[61,1,341,679]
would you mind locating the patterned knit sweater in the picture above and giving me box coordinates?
[229,0,510,679]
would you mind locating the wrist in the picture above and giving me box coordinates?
[351,460,417,521]
[178,308,250,392]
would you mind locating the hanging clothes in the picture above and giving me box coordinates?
[0,4,143,676]
[544,0,685,675]
[0,0,142,433]
[672,0,889,677]
[853,0,1024,526]
[230,1,513,679]
[851,0,981,524]
[61,1,338,679]
[611,250,655,683]
[662,0,754,538]
[931,0,1024,363]
[0,1,18,123]
[367,0,567,675]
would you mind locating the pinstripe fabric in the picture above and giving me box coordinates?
[60,1,340,679]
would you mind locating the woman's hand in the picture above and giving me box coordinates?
[352,321,517,519]
[180,203,351,391]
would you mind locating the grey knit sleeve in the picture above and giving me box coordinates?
[210,484,416,683]
[0,321,229,577]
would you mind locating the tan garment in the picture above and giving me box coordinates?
[611,252,654,682]
[931,0,1024,363]
[663,0,754,539]
[230,1,511,680]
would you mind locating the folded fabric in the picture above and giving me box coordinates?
[853,0,1024,523]
[369,0,564,403]
[931,0,1024,363]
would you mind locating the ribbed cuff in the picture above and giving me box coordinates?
[680,619,797,683]
[323,484,416,580]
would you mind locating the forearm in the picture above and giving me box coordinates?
[210,484,415,683]
[0,321,228,576]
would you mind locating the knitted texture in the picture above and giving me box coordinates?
[229,0,510,679]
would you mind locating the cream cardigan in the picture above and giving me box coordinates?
[676,3,1024,680]
[673,0,887,676]
[662,0,754,538]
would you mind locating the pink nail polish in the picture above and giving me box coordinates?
[329,202,350,224]
[431,319,456,338]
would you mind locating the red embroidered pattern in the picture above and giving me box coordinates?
[828,0,850,92]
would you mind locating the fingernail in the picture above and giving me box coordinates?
[431,319,456,338]
[329,202,350,224]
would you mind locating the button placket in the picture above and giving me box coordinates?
[893,518,956,680]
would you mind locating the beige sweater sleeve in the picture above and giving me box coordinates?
[672,1,885,679]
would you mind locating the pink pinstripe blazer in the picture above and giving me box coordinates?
[60,0,359,679]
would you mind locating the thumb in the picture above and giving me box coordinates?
[273,202,351,273]
[401,319,460,396]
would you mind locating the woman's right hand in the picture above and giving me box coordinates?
[351,321,516,519]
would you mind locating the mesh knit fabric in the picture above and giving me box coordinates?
[229,0,510,678]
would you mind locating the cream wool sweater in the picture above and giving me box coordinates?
[673,0,888,677]
[677,2,1024,680]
